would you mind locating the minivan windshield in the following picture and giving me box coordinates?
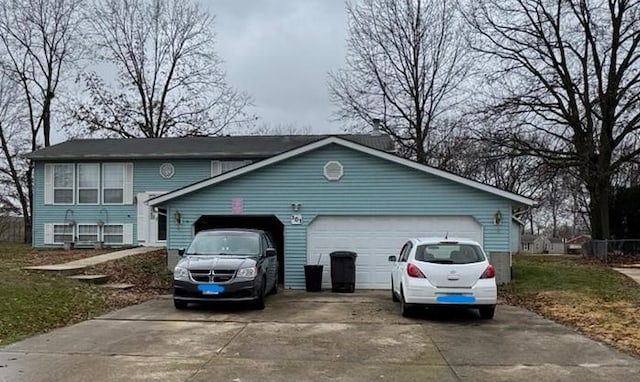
[414,243,485,264]
[186,231,260,256]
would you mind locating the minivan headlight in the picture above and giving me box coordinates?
[236,266,257,279]
[174,266,189,281]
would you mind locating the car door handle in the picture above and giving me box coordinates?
[447,275,460,281]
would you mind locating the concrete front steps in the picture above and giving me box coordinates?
[67,274,111,284]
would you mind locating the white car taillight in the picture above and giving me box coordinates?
[480,264,496,279]
[406,263,426,278]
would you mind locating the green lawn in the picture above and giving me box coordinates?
[502,255,640,301]
[0,242,107,345]
[501,255,640,356]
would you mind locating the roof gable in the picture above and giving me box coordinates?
[149,137,535,207]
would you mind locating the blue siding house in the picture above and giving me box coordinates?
[27,135,534,289]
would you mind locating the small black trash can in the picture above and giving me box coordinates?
[330,251,357,293]
[304,265,323,292]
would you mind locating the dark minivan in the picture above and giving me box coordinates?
[173,229,278,310]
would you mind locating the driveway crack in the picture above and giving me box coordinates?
[424,327,463,382]
[184,323,248,382]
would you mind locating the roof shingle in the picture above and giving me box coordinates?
[25,134,395,160]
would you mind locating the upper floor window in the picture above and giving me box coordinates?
[45,162,133,205]
[53,164,74,204]
[77,164,100,204]
[211,160,251,176]
[103,163,125,204]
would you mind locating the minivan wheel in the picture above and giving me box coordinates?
[479,306,495,319]
[254,280,266,310]
[174,299,188,310]
[271,274,278,295]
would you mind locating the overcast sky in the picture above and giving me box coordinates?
[48,1,348,143]
[206,0,348,134]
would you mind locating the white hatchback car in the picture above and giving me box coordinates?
[389,237,497,319]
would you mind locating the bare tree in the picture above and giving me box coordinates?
[249,122,313,136]
[0,0,84,242]
[329,0,472,164]
[0,0,84,148]
[70,0,252,138]
[467,0,640,239]
[0,72,30,241]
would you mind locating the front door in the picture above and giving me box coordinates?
[137,192,168,246]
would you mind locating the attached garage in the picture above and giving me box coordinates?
[307,215,482,289]
[149,136,535,289]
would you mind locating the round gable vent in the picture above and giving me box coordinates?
[323,161,344,181]
[159,163,175,179]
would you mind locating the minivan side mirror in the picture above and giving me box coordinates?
[178,248,185,256]
[388,255,397,262]
[265,248,277,257]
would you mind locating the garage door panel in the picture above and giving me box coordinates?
[307,216,482,289]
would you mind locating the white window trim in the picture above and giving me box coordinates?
[76,223,99,243]
[77,163,100,205]
[102,163,126,205]
[52,163,75,205]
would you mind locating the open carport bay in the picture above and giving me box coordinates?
[1,291,639,382]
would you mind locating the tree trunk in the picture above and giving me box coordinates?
[588,179,611,240]
[25,165,33,243]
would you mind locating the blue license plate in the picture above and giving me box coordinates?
[198,284,224,294]
[436,295,476,304]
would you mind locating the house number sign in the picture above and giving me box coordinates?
[291,214,303,225]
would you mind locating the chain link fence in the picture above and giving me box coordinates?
[583,239,640,263]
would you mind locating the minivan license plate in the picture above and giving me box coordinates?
[198,284,224,295]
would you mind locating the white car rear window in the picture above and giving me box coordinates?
[414,244,485,264]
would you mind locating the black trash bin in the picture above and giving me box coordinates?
[304,265,323,292]
[330,251,357,293]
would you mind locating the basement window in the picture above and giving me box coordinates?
[103,224,124,245]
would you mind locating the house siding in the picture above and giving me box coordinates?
[510,220,522,253]
[162,144,514,289]
[32,159,213,247]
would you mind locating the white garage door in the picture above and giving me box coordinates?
[306,215,483,289]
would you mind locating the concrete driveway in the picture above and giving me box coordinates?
[1,291,639,382]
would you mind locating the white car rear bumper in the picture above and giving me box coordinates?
[404,278,497,306]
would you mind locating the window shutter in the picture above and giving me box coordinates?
[136,193,148,243]
[123,163,134,204]
[44,164,54,204]
[44,223,54,244]
[211,161,221,176]
[123,223,133,245]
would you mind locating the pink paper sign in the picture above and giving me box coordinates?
[231,198,243,214]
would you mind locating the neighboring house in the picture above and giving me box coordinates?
[566,234,591,254]
[27,134,535,289]
[548,237,565,254]
[521,233,535,253]
[522,235,566,254]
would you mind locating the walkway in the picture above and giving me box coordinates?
[23,246,162,274]
[614,266,640,285]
